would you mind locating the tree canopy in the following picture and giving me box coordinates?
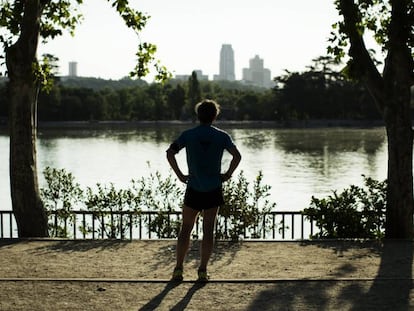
[0,60,384,123]
[0,0,169,83]
[330,0,414,238]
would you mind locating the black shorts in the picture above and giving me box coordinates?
[184,186,224,211]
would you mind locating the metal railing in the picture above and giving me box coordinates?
[0,210,317,240]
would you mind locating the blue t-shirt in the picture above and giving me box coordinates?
[171,124,235,192]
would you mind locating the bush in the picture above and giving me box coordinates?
[131,171,184,238]
[218,171,276,241]
[40,167,83,237]
[84,183,142,239]
[40,167,277,241]
[302,176,387,239]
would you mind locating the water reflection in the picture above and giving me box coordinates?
[272,128,385,155]
[224,127,387,209]
[227,129,274,150]
[38,126,185,145]
[1,126,388,211]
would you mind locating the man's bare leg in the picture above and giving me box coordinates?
[175,205,199,269]
[199,207,219,271]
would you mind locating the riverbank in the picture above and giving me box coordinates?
[0,119,385,131]
[0,239,412,310]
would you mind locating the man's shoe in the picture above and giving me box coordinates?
[172,267,183,281]
[197,269,209,282]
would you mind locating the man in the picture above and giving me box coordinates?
[166,99,242,282]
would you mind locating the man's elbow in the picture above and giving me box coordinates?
[236,153,242,163]
[166,148,176,160]
[234,150,242,163]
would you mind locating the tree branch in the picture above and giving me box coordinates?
[7,0,43,81]
[384,0,414,84]
[338,0,385,112]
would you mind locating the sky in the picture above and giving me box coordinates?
[38,0,342,82]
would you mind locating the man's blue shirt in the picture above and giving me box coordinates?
[172,124,235,192]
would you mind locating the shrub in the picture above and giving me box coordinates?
[131,171,183,238]
[40,167,83,237]
[218,171,276,241]
[302,176,387,239]
[40,167,277,241]
[84,183,142,239]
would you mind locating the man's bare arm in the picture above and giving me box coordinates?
[221,146,242,182]
[166,148,188,183]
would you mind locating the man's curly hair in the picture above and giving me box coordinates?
[195,99,220,123]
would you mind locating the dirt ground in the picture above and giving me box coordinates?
[0,239,413,310]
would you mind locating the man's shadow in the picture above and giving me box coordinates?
[170,282,207,311]
[138,281,206,311]
[138,281,181,311]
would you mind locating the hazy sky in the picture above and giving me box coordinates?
[39,0,341,81]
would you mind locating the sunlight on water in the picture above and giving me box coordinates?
[0,126,388,211]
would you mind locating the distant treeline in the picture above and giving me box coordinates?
[0,57,391,122]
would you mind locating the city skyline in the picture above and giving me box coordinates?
[65,44,278,88]
[67,44,273,88]
[35,0,352,82]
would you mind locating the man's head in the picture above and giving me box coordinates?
[195,99,220,124]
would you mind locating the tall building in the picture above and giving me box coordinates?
[214,44,235,81]
[68,61,78,77]
[242,55,273,88]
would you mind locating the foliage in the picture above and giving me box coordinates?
[0,0,169,83]
[131,170,184,239]
[84,183,142,239]
[40,167,83,237]
[33,54,60,92]
[328,0,414,239]
[0,54,386,122]
[218,171,276,241]
[0,55,387,122]
[40,167,277,241]
[0,0,84,81]
[328,0,392,64]
[302,176,387,239]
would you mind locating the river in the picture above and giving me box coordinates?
[0,124,388,212]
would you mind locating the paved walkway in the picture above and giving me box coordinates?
[0,239,413,310]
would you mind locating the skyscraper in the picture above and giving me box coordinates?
[242,55,273,88]
[68,61,78,77]
[214,44,235,81]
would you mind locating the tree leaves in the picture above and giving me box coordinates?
[329,0,391,63]
[1,0,170,84]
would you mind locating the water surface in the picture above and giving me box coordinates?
[0,125,388,211]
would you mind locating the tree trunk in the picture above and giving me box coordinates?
[6,0,48,237]
[382,0,414,239]
[386,125,414,239]
[383,87,414,239]
[338,0,414,239]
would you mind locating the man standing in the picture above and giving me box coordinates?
[166,99,242,282]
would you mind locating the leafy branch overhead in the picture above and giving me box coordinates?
[0,0,170,83]
[329,0,393,59]
[329,1,414,83]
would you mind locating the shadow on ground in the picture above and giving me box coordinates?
[146,240,242,272]
[0,240,20,248]
[28,239,132,253]
[246,240,413,310]
[0,238,243,275]
[138,281,207,311]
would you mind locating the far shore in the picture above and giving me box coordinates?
[0,119,385,131]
